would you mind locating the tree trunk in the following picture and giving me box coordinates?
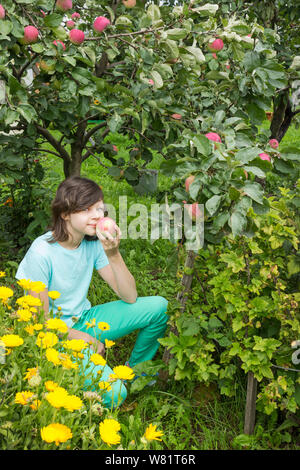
[270,89,294,142]
[63,152,82,177]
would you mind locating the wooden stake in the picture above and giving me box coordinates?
[244,371,258,435]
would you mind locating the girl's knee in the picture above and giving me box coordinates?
[151,296,168,315]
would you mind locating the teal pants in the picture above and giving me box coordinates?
[73,296,168,408]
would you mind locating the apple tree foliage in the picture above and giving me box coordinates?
[0,0,299,247]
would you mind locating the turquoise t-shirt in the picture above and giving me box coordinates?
[15,231,109,327]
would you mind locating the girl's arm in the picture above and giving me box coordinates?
[28,288,105,356]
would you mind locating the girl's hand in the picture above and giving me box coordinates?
[97,225,122,258]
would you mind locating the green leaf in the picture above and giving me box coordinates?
[235,147,260,163]
[0,20,13,36]
[242,181,264,204]
[17,104,37,123]
[183,46,205,64]
[166,28,188,40]
[192,135,211,156]
[205,195,222,216]
[230,211,247,238]
[162,39,179,59]
[44,13,64,28]
[150,70,163,89]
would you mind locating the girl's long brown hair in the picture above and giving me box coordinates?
[47,176,104,243]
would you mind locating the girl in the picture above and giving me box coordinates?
[16,176,168,408]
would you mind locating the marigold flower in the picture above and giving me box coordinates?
[17,279,32,291]
[36,331,59,349]
[30,399,41,410]
[25,325,35,335]
[0,286,13,301]
[98,321,110,331]
[104,339,115,348]
[0,334,24,348]
[46,387,69,409]
[98,381,112,392]
[90,353,106,367]
[45,348,61,365]
[17,295,42,308]
[111,365,135,381]
[33,323,43,331]
[45,380,59,392]
[62,339,88,352]
[59,352,78,370]
[24,367,39,381]
[48,290,61,300]
[99,418,121,447]
[143,423,164,442]
[85,318,96,329]
[46,318,68,334]
[63,394,83,412]
[16,308,32,322]
[41,423,72,446]
[30,281,46,294]
[15,391,34,405]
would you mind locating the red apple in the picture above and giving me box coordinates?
[93,16,110,33]
[185,175,195,192]
[259,152,271,162]
[21,26,39,44]
[269,139,279,149]
[205,132,222,143]
[69,29,85,45]
[123,0,136,7]
[66,20,75,30]
[96,217,117,238]
[53,39,66,50]
[56,0,72,11]
[0,4,6,18]
[208,38,224,52]
[171,113,182,120]
[187,203,202,221]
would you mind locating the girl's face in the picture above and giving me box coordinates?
[62,199,105,240]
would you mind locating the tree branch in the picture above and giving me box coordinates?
[82,122,107,147]
[35,125,71,162]
[32,147,62,158]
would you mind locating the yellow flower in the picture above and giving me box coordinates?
[16,295,42,308]
[104,339,115,348]
[33,323,43,331]
[94,99,100,105]
[98,381,112,392]
[99,418,121,447]
[30,399,41,410]
[0,286,13,301]
[46,387,69,409]
[143,423,164,442]
[24,325,35,336]
[98,322,110,331]
[30,281,46,294]
[15,391,34,405]
[85,318,96,329]
[0,271,6,277]
[41,423,72,446]
[59,352,78,370]
[16,308,32,322]
[17,279,32,291]
[46,318,68,334]
[62,339,88,352]
[111,365,135,381]
[0,334,24,348]
[36,331,58,349]
[63,394,83,412]
[45,380,59,392]
[90,353,106,367]
[24,367,39,381]
[45,348,61,365]
[48,290,61,300]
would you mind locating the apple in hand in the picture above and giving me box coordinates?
[96,217,117,238]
